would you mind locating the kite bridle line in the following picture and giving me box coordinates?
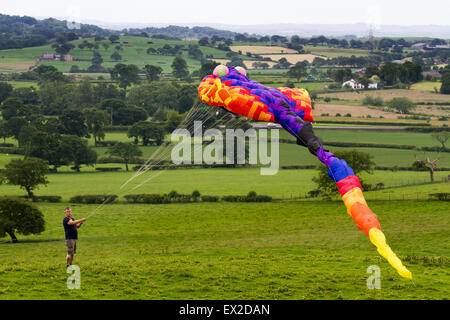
[83,103,243,220]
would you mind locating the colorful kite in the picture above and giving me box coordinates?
[198,65,412,279]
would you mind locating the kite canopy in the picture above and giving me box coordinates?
[199,66,313,137]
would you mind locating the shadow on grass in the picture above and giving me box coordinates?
[0,238,62,245]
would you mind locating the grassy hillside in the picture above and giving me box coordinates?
[0,36,250,73]
[0,201,448,299]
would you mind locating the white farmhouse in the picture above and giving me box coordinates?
[367,82,378,89]
[342,79,364,89]
[342,79,378,89]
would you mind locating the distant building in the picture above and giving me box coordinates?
[367,82,378,89]
[342,79,364,89]
[39,53,57,61]
[422,71,442,79]
[343,79,377,90]
[411,43,427,50]
[392,59,407,65]
[354,67,366,77]
[39,53,73,62]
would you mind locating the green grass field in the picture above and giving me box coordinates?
[0,36,250,74]
[411,81,442,92]
[303,46,371,58]
[0,165,448,201]
[0,200,448,299]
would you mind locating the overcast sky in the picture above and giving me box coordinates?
[1,0,449,26]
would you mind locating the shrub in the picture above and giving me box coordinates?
[168,190,179,199]
[0,147,24,155]
[429,193,449,201]
[247,191,257,198]
[18,195,62,203]
[222,193,272,202]
[201,195,219,202]
[95,167,122,172]
[222,195,244,202]
[69,195,118,204]
[124,194,167,204]
[344,113,352,117]
[96,140,119,147]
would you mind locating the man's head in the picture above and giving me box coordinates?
[65,207,72,218]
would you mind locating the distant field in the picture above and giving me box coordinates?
[304,46,371,58]
[320,89,450,103]
[0,36,249,74]
[230,45,298,54]
[6,81,38,88]
[314,103,400,119]
[0,61,36,72]
[261,54,320,64]
[314,115,433,126]
[281,128,445,148]
[411,81,442,92]
[0,164,448,200]
[210,58,277,69]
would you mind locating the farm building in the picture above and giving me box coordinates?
[354,67,367,77]
[411,43,427,50]
[342,79,377,90]
[342,79,364,89]
[422,71,442,79]
[39,53,73,61]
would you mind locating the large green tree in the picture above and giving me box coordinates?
[2,158,49,201]
[109,63,140,90]
[0,119,12,143]
[171,56,189,79]
[59,135,97,172]
[0,197,45,243]
[0,82,13,103]
[128,121,165,146]
[59,108,89,137]
[83,108,109,146]
[440,73,450,94]
[287,63,308,83]
[387,97,416,114]
[144,64,163,82]
[108,142,142,171]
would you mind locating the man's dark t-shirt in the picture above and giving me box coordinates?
[63,217,78,240]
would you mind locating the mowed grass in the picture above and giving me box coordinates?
[0,165,449,201]
[0,201,448,299]
[411,82,442,92]
[281,128,446,148]
[89,129,450,167]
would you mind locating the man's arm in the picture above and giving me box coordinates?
[67,218,86,226]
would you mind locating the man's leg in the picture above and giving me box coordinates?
[66,240,75,267]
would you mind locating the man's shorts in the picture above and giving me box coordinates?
[66,239,77,255]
